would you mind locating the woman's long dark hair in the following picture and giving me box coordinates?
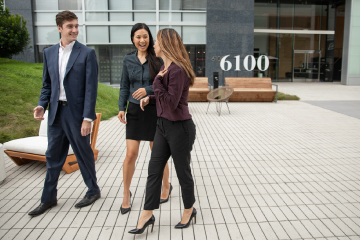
[131,23,162,82]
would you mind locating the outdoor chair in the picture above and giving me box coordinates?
[206,86,234,116]
[3,112,102,174]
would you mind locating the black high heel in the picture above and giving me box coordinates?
[160,183,173,204]
[128,215,155,234]
[175,207,197,229]
[120,191,132,215]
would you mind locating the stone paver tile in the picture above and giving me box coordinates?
[259,222,278,240]
[12,229,31,240]
[25,229,43,240]
[38,228,56,239]
[227,223,243,240]
[204,224,219,240]
[215,224,231,240]
[110,227,124,240]
[74,227,90,240]
[49,228,68,240]
[269,221,289,239]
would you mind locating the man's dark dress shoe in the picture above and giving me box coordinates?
[128,215,155,234]
[175,207,197,229]
[75,193,101,208]
[28,200,57,217]
[160,183,173,204]
[120,191,132,215]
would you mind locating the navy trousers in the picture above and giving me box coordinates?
[41,104,100,203]
[144,117,196,210]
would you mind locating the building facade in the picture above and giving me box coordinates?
[4,0,360,85]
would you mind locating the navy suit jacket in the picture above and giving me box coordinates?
[38,41,98,126]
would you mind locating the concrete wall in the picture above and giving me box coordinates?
[341,0,360,85]
[206,0,254,86]
[4,0,36,63]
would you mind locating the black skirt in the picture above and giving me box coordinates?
[126,102,157,141]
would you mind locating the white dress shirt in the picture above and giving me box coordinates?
[58,40,75,101]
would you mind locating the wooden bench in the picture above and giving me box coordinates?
[4,113,102,174]
[188,77,210,102]
[225,77,278,102]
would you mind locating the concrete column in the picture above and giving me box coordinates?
[4,0,36,63]
[341,0,360,85]
[206,0,254,86]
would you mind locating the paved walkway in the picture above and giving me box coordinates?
[1,83,360,240]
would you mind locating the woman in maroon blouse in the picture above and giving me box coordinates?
[128,28,197,234]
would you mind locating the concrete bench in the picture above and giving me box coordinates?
[188,77,210,102]
[225,77,278,102]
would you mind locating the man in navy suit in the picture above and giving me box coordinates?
[29,11,101,216]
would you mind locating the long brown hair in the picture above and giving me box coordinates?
[156,28,195,86]
[131,23,162,81]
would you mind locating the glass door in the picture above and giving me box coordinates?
[293,50,321,82]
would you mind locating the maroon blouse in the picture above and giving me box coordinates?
[148,63,192,121]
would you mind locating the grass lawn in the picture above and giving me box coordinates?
[0,58,119,143]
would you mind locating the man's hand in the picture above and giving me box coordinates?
[34,106,45,120]
[132,88,147,100]
[81,120,91,136]
[140,96,149,111]
[118,111,127,124]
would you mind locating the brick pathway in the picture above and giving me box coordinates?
[1,99,360,239]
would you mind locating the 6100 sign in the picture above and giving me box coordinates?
[220,55,269,71]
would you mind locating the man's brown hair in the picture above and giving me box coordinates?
[56,11,78,27]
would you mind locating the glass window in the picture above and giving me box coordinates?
[185,45,206,77]
[182,13,206,22]
[87,26,109,43]
[134,0,156,10]
[86,13,108,22]
[182,0,206,11]
[110,26,133,44]
[110,13,133,21]
[109,0,132,10]
[182,26,205,44]
[77,26,84,43]
[59,0,82,10]
[35,13,57,23]
[85,0,108,10]
[160,26,181,37]
[36,27,60,44]
[34,0,58,10]
[36,45,53,63]
[159,0,181,10]
[134,13,156,22]
[160,13,181,22]
[254,3,277,29]
[278,4,293,29]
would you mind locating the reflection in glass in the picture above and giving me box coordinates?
[59,0,82,10]
[134,0,156,10]
[159,13,181,22]
[85,0,108,10]
[87,26,109,43]
[134,13,156,22]
[159,0,181,10]
[183,27,206,44]
[110,13,133,21]
[109,0,132,10]
[34,0,58,10]
[36,27,60,44]
[86,13,108,22]
[185,45,206,77]
[110,26,133,44]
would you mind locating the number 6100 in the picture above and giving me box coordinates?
[220,55,269,71]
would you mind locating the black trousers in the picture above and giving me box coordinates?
[144,117,196,210]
